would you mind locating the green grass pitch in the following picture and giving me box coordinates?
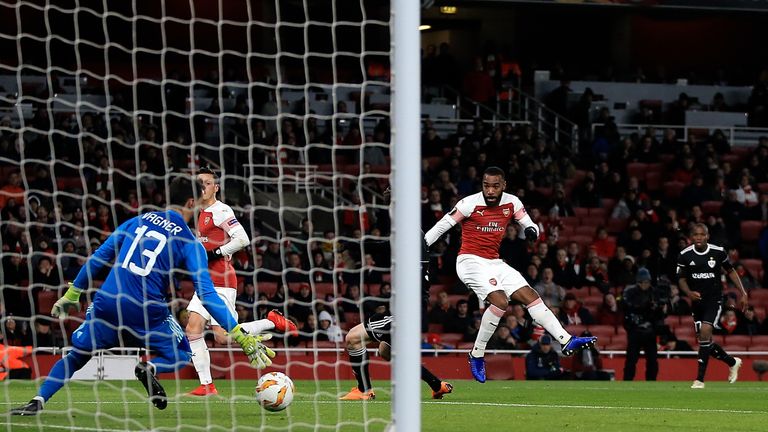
[2,379,767,431]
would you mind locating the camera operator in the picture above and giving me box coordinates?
[621,268,667,381]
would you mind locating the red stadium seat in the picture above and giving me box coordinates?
[588,207,607,222]
[440,333,463,347]
[663,181,686,200]
[645,172,663,191]
[601,198,617,213]
[606,218,628,234]
[575,225,598,236]
[749,289,768,304]
[701,200,723,216]
[486,355,515,380]
[741,259,763,282]
[586,325,616,339]
[626,162,647,180]
[725,335,751,346]
[36,290,59,315]
[428,323,444,334]
[574,207,590,219]
[740,221,765,243]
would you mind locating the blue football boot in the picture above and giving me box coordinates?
[561,335,597,356]
[468,353,486,383]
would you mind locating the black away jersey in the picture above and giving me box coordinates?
[676,243,732,298]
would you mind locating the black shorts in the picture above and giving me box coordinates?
[691,295,724,331]
[364,313,393,345]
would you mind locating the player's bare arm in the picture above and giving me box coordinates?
[726,268,748,312]
[677,276,700,301]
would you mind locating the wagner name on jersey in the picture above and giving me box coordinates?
[197,200,241,288]
[676,243,732,297]
[452,192,530,259]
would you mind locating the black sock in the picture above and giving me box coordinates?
[710,343,736,367]
[697,341,711,382]
[421,365,442,392]
[348,347,371,392]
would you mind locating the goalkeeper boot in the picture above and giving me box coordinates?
[432,381,454,399]
[561,335,598,356]
[340,387,376,401]
[188,383,219,396]
[468,354,486,383]
[10,399,43,416]
[135,362,167,410]
[268,309,298,336]
[728,357,743,384]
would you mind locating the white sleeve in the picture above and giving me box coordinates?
[425,197,472,246]
[218,224,250,256]
[213,204,250,256]
[512,196,538,237]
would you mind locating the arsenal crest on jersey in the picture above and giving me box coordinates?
[503,208,510,217]
[204,216,211,225]
[707,258,716,268]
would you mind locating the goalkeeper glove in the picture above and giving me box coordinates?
[206,247,224,262]
[524,226,538,245]
[230,325,276,369]
[51,283,82,318]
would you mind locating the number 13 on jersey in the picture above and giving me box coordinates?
[121,225,167,276]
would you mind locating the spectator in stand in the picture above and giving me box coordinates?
[284,252,309,284]
[548,189,575,218]
[736,306,761,336]
[573,178,600,208]
[498,224,528,270]
[595,293,623,327]
[681,176,710,209]
[462,57,496,106]
[290,313,318,346]
[428,291,455,325]
[658,331,695,355]
[552,248,579,289]
[286,282,312,324]
[582,256,610,293]
[559,293,594,326]
[721,190,746,247]
[591,227,617,261]
[317,310,343,343]
[486,325,517,350]
[236,282,257,322]
[734,174,759,215]
[261,241,284,277]
[634,135,660,163]
[422,126,444,158]
[32,256,60,290]
[0,171,24,209]
[444,299,473,334]
[611,253,637,288]
[717,309,739,335]
[33,320,58,348]
[341,284,362,315]
[4,317,31,346]
[667,285,692,316]
[525,335,568,380]
[672,157,698,184]
[457,166,481,198]
[534,267,566,309]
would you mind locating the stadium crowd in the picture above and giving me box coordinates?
[3,50,768,358]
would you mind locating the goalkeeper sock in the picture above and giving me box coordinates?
[526,299,570,345]
[471,304,504,358]
[348,346,371,392]
[238,319,275,335]
[697,340,712,382]
[709,342,736,367]
[421,366,442,392]
[190,336,213,385]
[39,349,91,402]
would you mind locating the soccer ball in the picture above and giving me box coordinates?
[255,372,295,412]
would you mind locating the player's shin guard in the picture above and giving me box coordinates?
[189,336,213,384]
[421,365,442,392]
[471,305,505,358]
[38,349,92,402]
[348,346,371,392]
[697,340,712,382]
[526,299,570,345]
[710,342,737,367]
[238,319,275,335]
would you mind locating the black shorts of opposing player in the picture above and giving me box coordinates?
[692,296,724,330]
[365,313,392,345]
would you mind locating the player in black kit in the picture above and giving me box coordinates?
[677,223,748,389]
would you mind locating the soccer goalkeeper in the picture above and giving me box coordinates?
[10,177,275,416]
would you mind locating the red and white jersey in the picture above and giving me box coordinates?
[454,192,529,259]
[197,200,240,288]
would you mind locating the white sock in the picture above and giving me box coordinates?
[238,319,275,335]
[526,300,571,345]
[471,305,505,358]
[189,336,212,385]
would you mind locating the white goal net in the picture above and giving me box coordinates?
[0,0,419,430]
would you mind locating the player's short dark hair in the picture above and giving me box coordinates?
[197,165,218,182]
[168,176,200,207]
[483,166,506,180]
[690,223,709,235]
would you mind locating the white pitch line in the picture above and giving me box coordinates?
[4,423,147,432]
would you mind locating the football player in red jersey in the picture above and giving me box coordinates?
[425,166,597,383]
[186,167,297,396]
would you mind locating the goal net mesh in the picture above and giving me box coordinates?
[0,0,393,429]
